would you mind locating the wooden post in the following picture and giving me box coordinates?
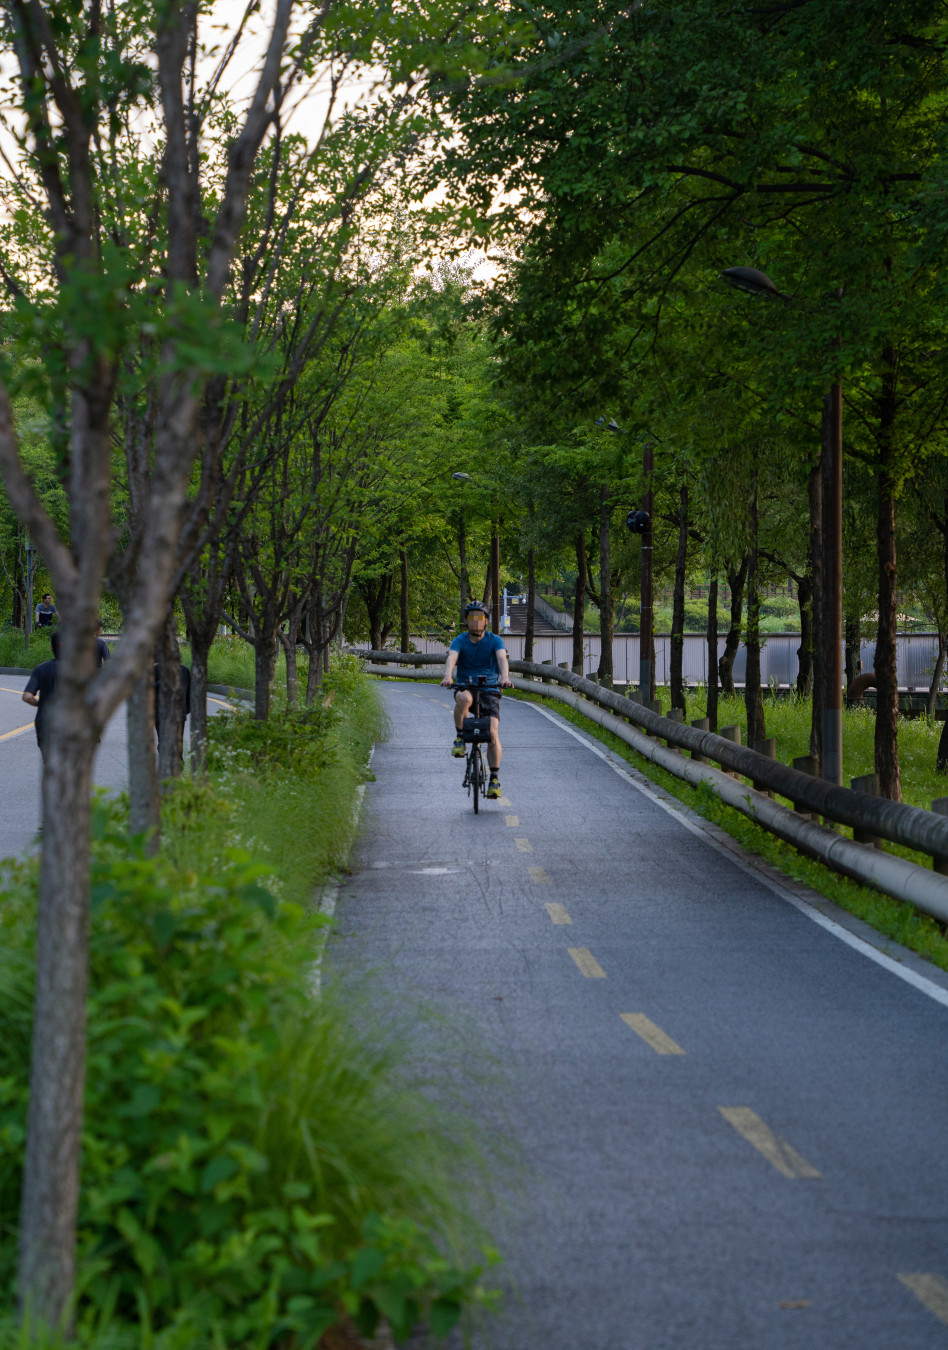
[691,717,709,764]
[666,707,684,752]
[931,798,948,875]
[720,724,741,778]
[851,772,881,848]
[646,697,662,739]
[792,755,819,821]
[752,736,776,798]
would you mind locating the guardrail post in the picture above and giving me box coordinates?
[851,773,882,848]
[646,698,662,739]
[791,755,819,820]
[541,659,554,685]
[666,707,684,752]
[752,737,776,798]
[690,718,709,763]
[932,798,948,874]
[720,724,741,777]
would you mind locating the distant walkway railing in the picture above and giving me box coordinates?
[356,649,948,925]
[397,631,945,694]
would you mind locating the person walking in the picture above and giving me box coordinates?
[22,630,60,756]
[95,618,110,668]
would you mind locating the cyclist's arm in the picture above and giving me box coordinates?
[441,650,459,687]
[497,647,512,688]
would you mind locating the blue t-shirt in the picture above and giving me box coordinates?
[450,631,505,685]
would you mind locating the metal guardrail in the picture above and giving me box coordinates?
[357,649,948,922]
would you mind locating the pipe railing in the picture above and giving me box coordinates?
[356,648,948,892]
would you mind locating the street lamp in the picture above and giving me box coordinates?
[451,472,471,621]
[721,264,843,787]
[24,535,37,653]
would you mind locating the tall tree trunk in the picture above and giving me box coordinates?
[12,540,23,628]
[572,531,586,674]
[707,572,719,732]
[639,445,655,701]
[927,631,946,718]
[718,554,748,695]
[19,685,98,1323]
[126,664,159,844]
[874,351,901,801]
[524,547,536,663]
[796,573,813,697]
[743,476,765,744]
[156,611,185,784]
[844,616,862,690]
[597,486,614,687]
[490,531,501,635]
[189,631,212,773]
[279,619,300,709]
[254,631,277,721]
[399,547,409,652]
[808,456,824,761]
[670,481,688,713]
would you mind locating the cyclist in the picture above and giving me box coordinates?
[441,600,512,800]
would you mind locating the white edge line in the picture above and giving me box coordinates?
[522,700,948,1012]
[310,746,374,995]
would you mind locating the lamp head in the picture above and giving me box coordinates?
[721,266,780,298]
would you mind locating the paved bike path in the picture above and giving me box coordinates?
[332,681,948,1349]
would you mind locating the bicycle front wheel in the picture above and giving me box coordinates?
[472,750,482,813]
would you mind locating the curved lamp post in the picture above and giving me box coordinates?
[451,472,471,622]
[721,265,843,788]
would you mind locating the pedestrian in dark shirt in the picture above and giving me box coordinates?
[95,618,110,668]
[22,631,60,753]
[34,594,57,628]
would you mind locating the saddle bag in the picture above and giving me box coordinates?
[460,715,492,744]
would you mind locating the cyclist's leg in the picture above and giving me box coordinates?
[487,717,501,772]
[454,689,473,730]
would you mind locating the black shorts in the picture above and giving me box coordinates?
[458,687,501,720]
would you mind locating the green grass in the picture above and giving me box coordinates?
[0,627,57,669]
[506,685,948,973]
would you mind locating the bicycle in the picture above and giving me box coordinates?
[454,675,497,814]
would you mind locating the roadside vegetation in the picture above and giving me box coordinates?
[0,665,499,1348]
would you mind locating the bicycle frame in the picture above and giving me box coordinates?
[454,677,495,813]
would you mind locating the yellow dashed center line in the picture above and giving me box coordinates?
[545,903,571,925]
[515,837,533,853]
[0,722,33,743]
[898,1274,948,1326]
[207,697,234,709]
[621,1014,685,1055]
[0,686,27,695]
[505,814,519,827]
[719,1107,821,1179]
[528,865,550,884]
[567,947,606,978]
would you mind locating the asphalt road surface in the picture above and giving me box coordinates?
[0,672,234,860]
[333,680,948,1350]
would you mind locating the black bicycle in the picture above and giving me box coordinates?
[454,676,496,814]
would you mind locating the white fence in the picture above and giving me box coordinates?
[376,632,944,692]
